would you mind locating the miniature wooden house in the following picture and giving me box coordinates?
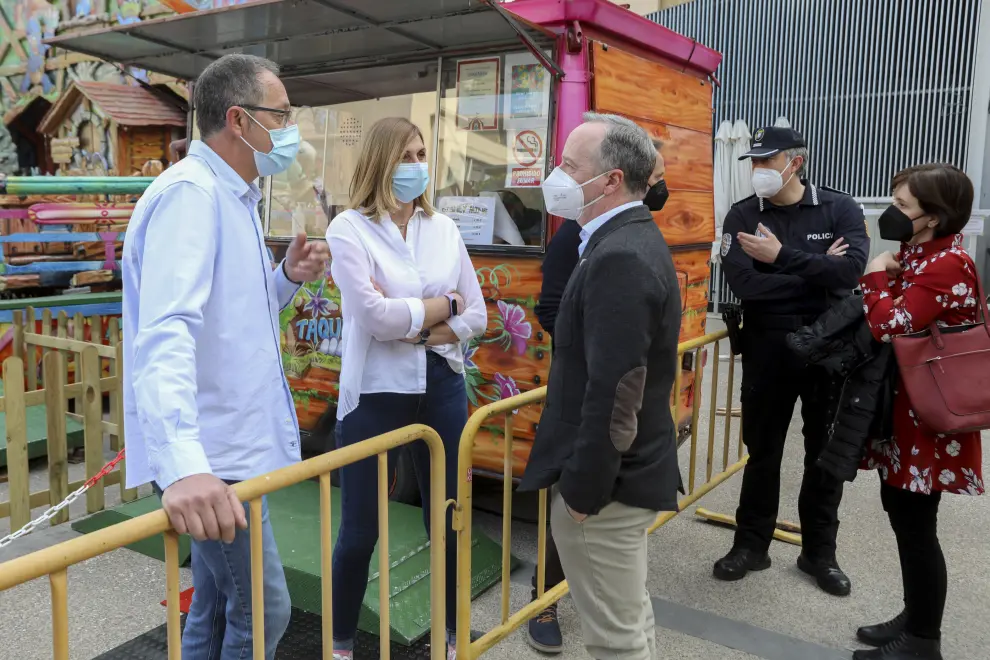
[37,81,186,176]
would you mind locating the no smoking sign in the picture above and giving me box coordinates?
[512,130,543,167]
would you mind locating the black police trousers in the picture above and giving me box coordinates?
[734,321,844,560]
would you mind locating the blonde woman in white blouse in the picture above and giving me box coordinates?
[325,117,486,660]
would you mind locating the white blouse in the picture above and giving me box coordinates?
[326,207,487,420]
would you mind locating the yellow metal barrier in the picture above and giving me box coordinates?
[453,330,745,659]
[0,423,449,660]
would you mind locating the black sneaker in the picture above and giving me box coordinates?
[852,633,942,660]
[526,601,562,654]
[797,553,851,597]
[713,547,771,581]
[857,611,907,647]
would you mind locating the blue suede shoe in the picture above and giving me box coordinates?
[526,601,562,654]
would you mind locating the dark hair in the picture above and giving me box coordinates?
[891,163,974,237]
[194,54,280,139]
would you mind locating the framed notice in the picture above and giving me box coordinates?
[456,58,500,131]
[503,52,551,130]
[437,196,496,245]
[505,128,547,188]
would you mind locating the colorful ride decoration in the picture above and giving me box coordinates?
[0,0,188,177]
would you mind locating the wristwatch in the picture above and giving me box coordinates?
[445,293,459,317]
[416,328,431,345]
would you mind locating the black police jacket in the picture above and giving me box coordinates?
[519,205,682,515]
[720,182,870,317]
[786,294,896,482]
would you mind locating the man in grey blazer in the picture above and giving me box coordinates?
[520,113,682,660]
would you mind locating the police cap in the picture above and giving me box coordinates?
[739,126,806,160]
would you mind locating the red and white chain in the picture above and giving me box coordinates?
[0,449,126,549]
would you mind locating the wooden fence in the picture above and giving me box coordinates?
[1,307,134,533]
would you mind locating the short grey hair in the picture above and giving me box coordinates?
[582,112,656,195]
[195,54,280,138]
[785,146,809,178]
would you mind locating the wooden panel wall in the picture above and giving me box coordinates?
[591,41,716,250]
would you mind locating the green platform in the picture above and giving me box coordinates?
[0,381,85,468]
[73,481,515,645]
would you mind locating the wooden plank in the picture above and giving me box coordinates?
[0,471,122,519]
[73,312,85,414]
[44,352,70,525]
[634,118,714,193]
[40,309,52,389]
[71,270,116,287]
[0,275,42,290]
[112,338,136,501]
[592,41,714,134]
[26,308,38,392]
[653,191,716,246]
[671,247,713,286]
[24,333,117,359]
[81,347,105,514]
[3,357,31,532]
[12,310,24,362]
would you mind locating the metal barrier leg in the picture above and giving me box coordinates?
[377,454,391,660]
[320,474,334,658]
[50,569,69,660]
[250,500,265,660]
[164,531,183,660]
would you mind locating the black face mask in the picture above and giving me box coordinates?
[878,205,927,243]
[645,179,670,212]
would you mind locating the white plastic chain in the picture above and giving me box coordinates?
[0,482,90,549]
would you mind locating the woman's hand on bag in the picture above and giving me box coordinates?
[867,251,902,276]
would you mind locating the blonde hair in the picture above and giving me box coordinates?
[349,117,435,219]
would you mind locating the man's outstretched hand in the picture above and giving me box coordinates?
[285,232,330,283]
[161,474,247,543]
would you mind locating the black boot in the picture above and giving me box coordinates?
[797,553,851,596]
[526,590,562,654]
[852,633,942,660]
[713,547,771,581]
[857,611,907,647]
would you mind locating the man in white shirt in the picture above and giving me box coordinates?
[122,53,328,659]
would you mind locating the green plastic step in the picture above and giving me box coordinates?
[71,493,194,565]
[0,380,85,468]
[72,481,515,646]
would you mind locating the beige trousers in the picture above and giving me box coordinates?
[550,490,658,660]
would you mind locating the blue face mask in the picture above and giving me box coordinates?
[392,162,430,203]
[241,111,300,178]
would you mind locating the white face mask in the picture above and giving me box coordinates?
[541,167,607,220]
[751,158,795,199]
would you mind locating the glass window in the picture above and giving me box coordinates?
[434,51,553,250]
[265,91,438,239]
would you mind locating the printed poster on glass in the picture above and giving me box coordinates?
[456,58,500,131]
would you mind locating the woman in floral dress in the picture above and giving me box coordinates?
[854,164,983,660]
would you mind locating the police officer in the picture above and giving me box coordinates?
[714,127,869,597]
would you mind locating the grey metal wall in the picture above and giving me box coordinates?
[649,0,985,199]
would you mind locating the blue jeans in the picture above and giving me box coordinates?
[332,352,464,643]
[155,486,292,660]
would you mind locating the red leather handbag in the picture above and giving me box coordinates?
[892,278,990,434]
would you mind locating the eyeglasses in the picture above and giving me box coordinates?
[241,105,307,128]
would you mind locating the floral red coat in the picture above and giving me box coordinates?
[859,234,984,495]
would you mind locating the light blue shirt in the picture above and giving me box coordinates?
[577,201,645,257]
[122,140,302,490]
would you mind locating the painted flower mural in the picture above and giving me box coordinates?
[484,300,532,356]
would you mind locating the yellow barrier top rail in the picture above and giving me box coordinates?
[0,423,438,590]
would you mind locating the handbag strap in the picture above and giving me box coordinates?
[926,254,990,344]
